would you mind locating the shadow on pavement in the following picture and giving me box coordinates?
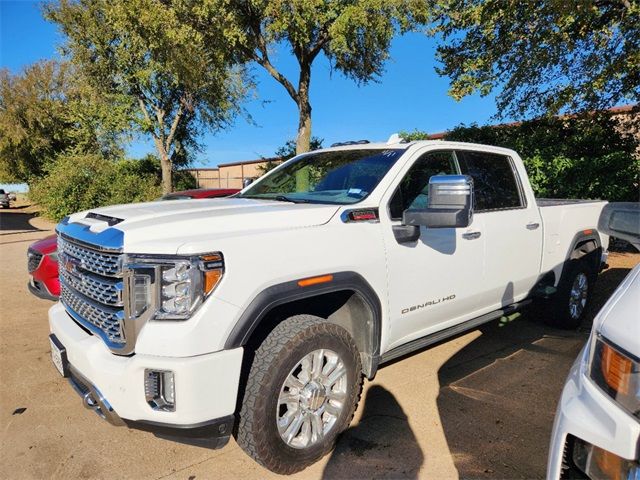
[323,385,423,479]
[0,210,48,235]
[435,266,633,479]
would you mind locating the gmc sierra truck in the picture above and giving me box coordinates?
[48,139,609,473]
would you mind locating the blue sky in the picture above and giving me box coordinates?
[1,0,503,168]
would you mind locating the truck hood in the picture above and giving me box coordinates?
[66,198,341,253]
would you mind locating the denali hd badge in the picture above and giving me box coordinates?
[402,294,456,314]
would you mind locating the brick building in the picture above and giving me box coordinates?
[184,157,281,189]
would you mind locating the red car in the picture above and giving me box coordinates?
[160,188,239,200]
[27,234,59,300]
[27,188,239,300]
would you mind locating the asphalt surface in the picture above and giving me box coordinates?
[1,203,638,480]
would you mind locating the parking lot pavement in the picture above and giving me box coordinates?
[2,205,638,480]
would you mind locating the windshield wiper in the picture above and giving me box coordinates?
[238,194,312,204]
[273,195,309,204]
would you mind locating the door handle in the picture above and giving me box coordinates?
[462,231,482,240]
[526,222,540,230]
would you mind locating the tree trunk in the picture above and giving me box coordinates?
[159,150,173,195]
[295,65,312,155]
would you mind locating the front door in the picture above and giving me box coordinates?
[380,149,488,350]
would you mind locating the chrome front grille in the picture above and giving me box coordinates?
[60,286,125,344]
[57,234,126,348]
[58,236,121,277]
[60,270,123,307]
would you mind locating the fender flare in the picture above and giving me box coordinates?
[224,271,383,377]
[558,230,603,282]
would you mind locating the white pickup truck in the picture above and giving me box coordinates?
[49,139,609,473]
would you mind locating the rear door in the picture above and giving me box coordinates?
[456,149,543,308]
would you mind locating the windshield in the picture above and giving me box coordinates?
[238,149,404,204]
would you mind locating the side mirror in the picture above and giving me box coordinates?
[403,175,474,229]
[242,178,254,188]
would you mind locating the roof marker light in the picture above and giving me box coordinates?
[387,133,404,144]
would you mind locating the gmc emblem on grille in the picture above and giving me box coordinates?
[63,257,80,275]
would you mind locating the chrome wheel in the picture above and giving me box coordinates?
[276,348,348,449]
[568,272,588,320]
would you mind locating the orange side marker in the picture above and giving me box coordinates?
[298,274,334,287]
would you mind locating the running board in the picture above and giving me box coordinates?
[380,300,532,364]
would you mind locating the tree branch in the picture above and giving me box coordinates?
[308,28,330,61]
[165,101,184,153]
[248,15,299,102]
[138,96,166,158]
[137,96,154,134]
[153,106,166,147]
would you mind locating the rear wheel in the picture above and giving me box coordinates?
[544,258,595,329]
[236,314,362,474]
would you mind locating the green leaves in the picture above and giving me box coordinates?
[433,0,640,118]
[45,0,250,192]
[0,60,127,183]
[213,1,431,153]
[30,152,163,220]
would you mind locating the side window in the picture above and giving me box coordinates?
[389,150,458,219]
[456,150,523,211]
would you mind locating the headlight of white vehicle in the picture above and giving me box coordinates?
[588,334,640,419]
[124,253,224,320]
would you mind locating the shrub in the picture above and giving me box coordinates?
[31,152,161,220]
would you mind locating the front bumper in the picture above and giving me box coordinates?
[48,302,243,433]
[547,345,640,479]
[28,277,58,301]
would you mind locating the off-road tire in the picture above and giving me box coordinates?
[236,314,363,474]
[544,258,596,329]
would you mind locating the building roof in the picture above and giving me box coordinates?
[216,157,281,168]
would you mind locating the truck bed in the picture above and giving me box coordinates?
[537,198,609,282]
[537,198,604,207]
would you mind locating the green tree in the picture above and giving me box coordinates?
[0,60,125,183]
[45,0,249,193]
[216,0,430,154]
[434,0,640,118]
[257,136,323,175]
[275,135,324,160]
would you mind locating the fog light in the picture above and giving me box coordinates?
[573,437,640,480]
[144,369,175,412]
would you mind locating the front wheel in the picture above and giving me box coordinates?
[236,315,362,474]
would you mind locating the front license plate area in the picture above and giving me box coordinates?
[49,334,69,377]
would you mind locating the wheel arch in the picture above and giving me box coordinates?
[224,271,383,379]
[551,230,603,287]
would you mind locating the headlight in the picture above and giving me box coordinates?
[125,253,224,321]
[589,335,640,419]
[49,251,58,262]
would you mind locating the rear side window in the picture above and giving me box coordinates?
[389,150,458,219]
[456,150,523,211]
